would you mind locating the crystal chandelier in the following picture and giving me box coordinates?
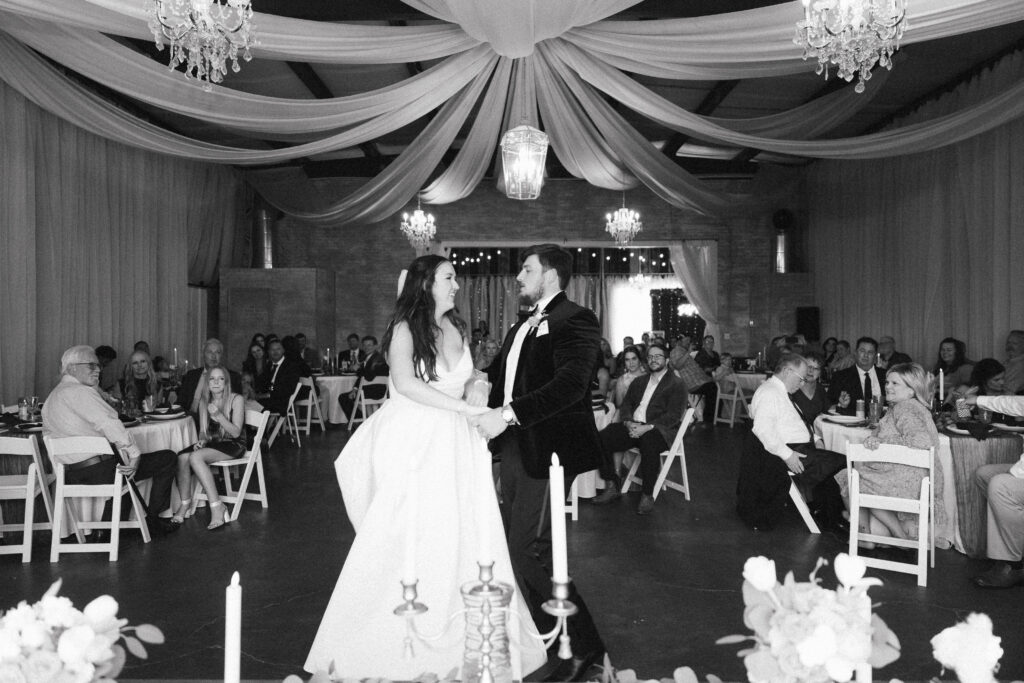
[400,200,436,249]
[794,0,907,93]
[500,125,549,200]
[148,0,256,90]
[628,273,649,289]
[606,194,642,246]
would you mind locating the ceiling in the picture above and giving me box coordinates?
[55,1,1024,181]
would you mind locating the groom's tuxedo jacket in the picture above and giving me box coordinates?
[489,291,603,480]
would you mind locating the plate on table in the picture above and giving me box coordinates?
[824,414,867,425]
[146,411,186,421]
[946,425,972,436]
[14,422,43,433]
[990,423,1024,433]
[121,418,141,428]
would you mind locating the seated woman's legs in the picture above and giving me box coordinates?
[172,452,193,523]
[189,447,231,529]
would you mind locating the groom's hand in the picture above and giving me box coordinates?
[474,408,509,439]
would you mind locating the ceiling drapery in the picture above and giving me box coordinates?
[0,0,1021,224]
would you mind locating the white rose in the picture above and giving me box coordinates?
[796,623,838,668]
[56,626,94,669]
[23,650,62,682]
[37,597,79,630]
[82,596,123,637]
[18,621,47,651]
[931,613,1002,683]
[742,557,777,592]
[0,626,23,662]
[0,662,28,683]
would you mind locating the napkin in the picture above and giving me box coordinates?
[0,413,20,426]
[955,421,991,441]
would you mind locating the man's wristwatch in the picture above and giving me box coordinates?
[501,405,518,425]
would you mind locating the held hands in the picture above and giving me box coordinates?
[863,436,881,450]
[464,377,491,408]
[471,407,508,439]
[785,451,806,474]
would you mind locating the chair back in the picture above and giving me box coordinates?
[667,407,696,453]
[1,404,17,414]
[0,434,45,467]
[245,409,271,452]
[43,436,114,465]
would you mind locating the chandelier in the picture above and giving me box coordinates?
[400,200,437,249]
[794,0,907,93]
[606,193,642,246]
[148,0,256,90]
[500,125,549,200]
[628,273,649,289]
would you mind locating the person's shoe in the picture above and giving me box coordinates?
[972,562,1024,589]
[170,499,193,525]
[207,502,230,531]
[147,516,180,536]
[590,487,621,505]
[542,647,606,682]
[636,494,655,516]
[829,517,851,536]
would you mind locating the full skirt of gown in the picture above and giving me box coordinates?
[305,350,547,679]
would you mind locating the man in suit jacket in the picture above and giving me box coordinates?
[338,336,389,422]
[876,335,912,371]
[476,244,605,681]
[178,338,242,421]
[257,339,302,415]
[592,341,687,514]
[828,336,887,415]
[337,333,365,369]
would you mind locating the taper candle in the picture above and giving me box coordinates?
[549,454,568,583]
[939,368,944,402]
[402,475,417,584]
[224,572,241,683]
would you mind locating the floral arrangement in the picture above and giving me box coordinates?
[717,554,900,683]
[0,579,163,682]
[931,613,1003,683]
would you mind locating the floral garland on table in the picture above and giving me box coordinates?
[0,579,163,682]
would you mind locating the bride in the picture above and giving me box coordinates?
[305,255,547,679]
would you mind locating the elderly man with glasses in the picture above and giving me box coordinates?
[737,353,847,533]
[42,345,179,540]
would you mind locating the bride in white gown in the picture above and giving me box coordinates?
[305,255,547,679]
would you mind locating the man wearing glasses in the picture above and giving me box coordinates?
[42,345,179,540]
[593,341,687,515]
[737,353,847,533]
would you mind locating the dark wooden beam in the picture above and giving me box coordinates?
[286,61,333,100]
[662,80,739,159]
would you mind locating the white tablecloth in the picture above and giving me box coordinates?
[132,416,197,454]
[732,372,767,394]
[316,375,359,424]
[814,415,957,551]
[573,403,617,499]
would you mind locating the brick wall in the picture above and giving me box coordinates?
[271,177,815,355]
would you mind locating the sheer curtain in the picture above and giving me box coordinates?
[669,241,720,342]
[0,80,245,400]
[808,52,1024,364]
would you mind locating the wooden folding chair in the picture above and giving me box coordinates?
[43,436,151,562]
[348,375,389,432]
[847,443,934,586]
[714,379,751,427]
[190,410,271,521]
[620,407,694,501]
[787,472,821,534]
[0,435,54,561]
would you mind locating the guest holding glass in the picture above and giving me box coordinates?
[855,363,944,548]
[611,345,647,408]
[172,366,246,530]
[790,351,830,426]
[113,350,164,409]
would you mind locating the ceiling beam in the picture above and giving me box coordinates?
[662,80,739,159]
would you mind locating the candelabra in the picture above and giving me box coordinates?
[606,192,642,246]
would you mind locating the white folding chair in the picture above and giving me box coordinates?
[620,407,694,501]
[0,435,54,562]
[565,477,580,521]
[190,410,271,521]
[295,377,327,437]
[43,436,151,562]
[686,394,704,423]
[788,473,820,534]
[847,443,934,587]
[348,375,389,432]
[714,379,751,427]
[1,404,18,414]
[266,381,303,448]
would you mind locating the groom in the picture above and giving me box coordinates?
[475,244,606,681]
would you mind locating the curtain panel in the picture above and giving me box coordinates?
[0,80,245,400]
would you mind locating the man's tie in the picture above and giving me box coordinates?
[863,371,872,403]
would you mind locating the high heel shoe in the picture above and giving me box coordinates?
[207,502,229,530]
[171,499,193,525]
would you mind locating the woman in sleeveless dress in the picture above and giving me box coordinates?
[305,255,546,679]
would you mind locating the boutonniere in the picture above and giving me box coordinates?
[526,312,547,329]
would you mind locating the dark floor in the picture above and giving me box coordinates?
[2,423,1021,681]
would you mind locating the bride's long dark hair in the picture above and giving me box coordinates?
[382,255,467,381]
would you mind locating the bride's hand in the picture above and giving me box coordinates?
[462,403,490,416]
[464,376,491,407]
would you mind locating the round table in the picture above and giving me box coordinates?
[316,375,359,424]
[573,403,618,499]
[732,372,768,394]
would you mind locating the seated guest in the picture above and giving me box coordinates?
[822,337,838,367]
[338,336,390,422]
[790,351,830,426]
[591,363,611,414]
[613,336,635,375]
[764,335,789,371]
[828,337,886,415]
[599,337,618,377]
[737,354,847,532]
[41,345,178,537]
[257,339,303,416]
[338,333,363,369]
[133,340,151,356]
[1004,330,1024,395]
[710,352,737,394]
[95,344,119,393]
[250,332,266,350]
[282,336,314,400]
[241,342,267,379]
[785,334,806,356]
[611,345,647,408]
[694,335,721,373]
[876,335,912,370]
[958,359,1010,398]
[964,394,1024,587]
[179,339,243,420]
[240,371,265,413]
[295,332,320,369]
[671,338,717,424]
[855,363,944,547]
[591,342,686,513]
[112,350,164,408]
[173,366,246,530]
[668,335,690,369]
[827,340,854,373]
[474,339,501,385]
[934,337,974,398]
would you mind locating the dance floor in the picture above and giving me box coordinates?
[3,423,1021,681]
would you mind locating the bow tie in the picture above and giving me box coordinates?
[518,306,539,322]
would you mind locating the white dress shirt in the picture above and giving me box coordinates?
[858,365,882,403]
[42,375,139,463]
[632,368,667,423]
[503,291,559,406]
[750,375,810,461]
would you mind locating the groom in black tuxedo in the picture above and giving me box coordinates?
[477,244,605,681]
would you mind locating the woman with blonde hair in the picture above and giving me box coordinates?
[114,350,163,408]
[857,363,943,547]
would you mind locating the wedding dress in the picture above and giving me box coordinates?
[305,346,547,679]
